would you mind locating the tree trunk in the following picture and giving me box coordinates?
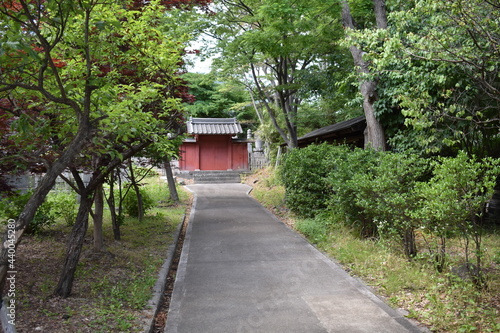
[54,190,93,298]
[128,159,144,221]
[373,0,388,29]
[105,170,121,241]
[341,0,387,151]
[59,141,153,298]
[403,227,417,259]
[113,170,123,240]
[361,80,386,150]
[93,184,104,252]
[0,119,92,293]
[164,157,179,204]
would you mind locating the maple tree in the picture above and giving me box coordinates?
[0,0,210,298]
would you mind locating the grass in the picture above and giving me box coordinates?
[12,176,191,332]
[247,168,500,333]
[247,167,286,208]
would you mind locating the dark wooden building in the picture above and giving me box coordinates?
[297,116,366,148]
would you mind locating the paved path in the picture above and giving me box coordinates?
[165,184,428,333]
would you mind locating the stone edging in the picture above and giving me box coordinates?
[141,214,185,333]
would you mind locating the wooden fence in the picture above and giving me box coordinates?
[249,152,269,170]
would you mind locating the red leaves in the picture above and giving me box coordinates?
[52,58,66,68]
[0,98,62,177]
[0,0,23,12]
[97,64,111,77]
[1,0,44,13]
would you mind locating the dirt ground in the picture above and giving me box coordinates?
[5,212,182,332]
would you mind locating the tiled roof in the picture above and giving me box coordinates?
[187,117,243,135]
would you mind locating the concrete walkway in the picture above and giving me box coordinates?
[165,184,428,333]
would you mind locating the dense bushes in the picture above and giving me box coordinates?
[0,191,78,233]
[123,187,155,217]
[348,151,430,258]
[280,144,500,277]
[0,176,164,233]
[279,144,341,217]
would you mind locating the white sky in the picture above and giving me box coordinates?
[187,55,213,73]
[185,37,216,74]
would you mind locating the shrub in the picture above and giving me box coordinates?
[47,191,78,226]
[279,144,349,217]
[326,147,380,237]
[412,151,500,280]
[352,151,429,258]
[123,187,155,218]
[0,192,27,221]
[0,191,59,234]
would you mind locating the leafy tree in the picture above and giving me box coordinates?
[182,72,254,121]
[210,0,345,148]
[51,0,197,297]
[294,49,362,131]
[341,0,388,150]
[0,0,197,297]
[0,0,107,292]
[279,143,342,217]
[352,0,500,156]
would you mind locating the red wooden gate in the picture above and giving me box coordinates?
[199,135,230,170]
[179,135,249,171]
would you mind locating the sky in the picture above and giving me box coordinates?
[187,56,212,73]
[185,38,216,74]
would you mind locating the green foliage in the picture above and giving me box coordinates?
[47,191,78,226]
[123,187,155,218]
[412,152,500,276]
[350,0,500,157]
[1,190,80,231]
[145,181,171,205]
[415,152,499,230]
[248,169,286,211]
[280,144,500,267]
[211,0,346,147]
[133,166,158,179]
[326,147,380,237]
[183,73,254,122]
[0,191,59,234]
[279,144,346,217]
[0,192,25,221]
[347,0,376,29]
[421,274,500,332]
[295,48,360,130]
[295,214,333,244]
[352,151,430,257]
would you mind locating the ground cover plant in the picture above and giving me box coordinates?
[3,176,189,332]
[248,160,500,333]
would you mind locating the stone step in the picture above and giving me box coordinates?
[192,171,243,184]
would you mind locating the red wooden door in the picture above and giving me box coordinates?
[231,142,248,170]
[199,135,230,170]
[179,142,199,171]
